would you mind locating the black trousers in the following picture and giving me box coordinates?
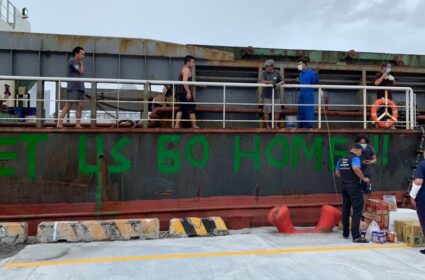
[416,195,425,236]
[342,183,364,239]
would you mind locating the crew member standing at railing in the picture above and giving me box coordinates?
[175,55,199,129]
[1,84,11,112]
[374,62,395,100]
[297,58,319,129]
[374,62,396,123]
[260,59,284,129]
[57,46,85,128]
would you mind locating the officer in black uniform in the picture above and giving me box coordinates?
[335,143,370,243]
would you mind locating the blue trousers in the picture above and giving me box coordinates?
[298,91,314,128]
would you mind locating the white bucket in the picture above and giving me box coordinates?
[285,115,297,128]
[25,115,36,123]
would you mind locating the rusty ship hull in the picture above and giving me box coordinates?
[0,128,418,235]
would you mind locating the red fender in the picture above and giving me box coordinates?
[268,205,342,234]
[314,205,343,232]
[267,205,296,233]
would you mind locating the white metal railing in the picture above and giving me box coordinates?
[0,75,416,129]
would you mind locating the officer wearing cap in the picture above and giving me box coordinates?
[335,143,370,243]
[260,59,284,128]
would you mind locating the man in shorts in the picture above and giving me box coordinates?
[260,59,284,128]
[57,46,85,128]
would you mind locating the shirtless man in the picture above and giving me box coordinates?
[175,55,198,129]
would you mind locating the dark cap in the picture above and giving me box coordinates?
[352,143,363,150]
[297,57,308,64]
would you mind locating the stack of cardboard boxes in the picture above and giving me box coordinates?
[364,199,389,229]
[363,198,424,247]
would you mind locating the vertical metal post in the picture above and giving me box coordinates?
[142,82,149,128]
[279,65,285,103]
[271,87,275,129]
[257,66,263,128]
[192,64,197,100]
[411,89,415,129]
[90,81,97,127]
[318,88,322,129]
[117,82,120,126]
[55,81,61,123]
[363,88,367,129]
[171,84,175,128]
[223,85,226,129]
[405,89,409,130]
[361,69,367,129]
[35,80,44,128]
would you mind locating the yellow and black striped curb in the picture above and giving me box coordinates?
[169,217,228,238]
[0,222,28,245]
[37,218,159,243]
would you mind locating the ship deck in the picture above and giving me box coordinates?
[1,227,424,279]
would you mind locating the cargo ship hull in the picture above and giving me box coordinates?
[0,128,418,234]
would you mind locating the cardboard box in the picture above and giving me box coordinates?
[395,220,421,242]
[404,223,425,247]
[364,211,389,229]
[389,209,418,231]
[366,199,389,215]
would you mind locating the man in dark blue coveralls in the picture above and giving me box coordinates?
[336,143,370,243]
[410,150,425,254]
[297,58,319,128]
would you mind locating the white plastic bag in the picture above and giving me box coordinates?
[365,220,380,241]
[383,195,397,211]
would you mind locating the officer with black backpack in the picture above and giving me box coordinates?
[335,143,370,243]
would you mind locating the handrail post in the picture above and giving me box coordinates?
[116,82,120,127]
[223,85,226,129]
[405,89,409,130]
[363,87,367,129]
[142,82,149,128]
[172,84,175,128]
[90,81,97,128]
[411,89,415,129]
[55,80,61,125]
[271,86,275,129]
[318,88,322,129]
[35,80,44,128]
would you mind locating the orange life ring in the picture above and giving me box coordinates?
[370,98,399,128]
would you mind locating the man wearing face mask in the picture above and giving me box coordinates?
[374,62,395,100]
[374,62,396,125]
[354,134,376,194]
[297,58,319,129]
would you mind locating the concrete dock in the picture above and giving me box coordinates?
[1,227,424,280]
